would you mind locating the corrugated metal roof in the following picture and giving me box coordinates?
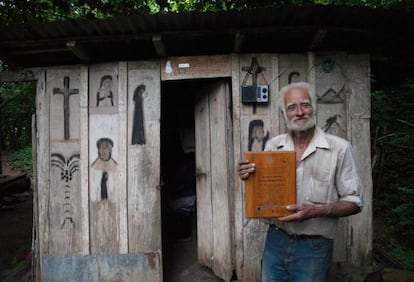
[0,5,413,68]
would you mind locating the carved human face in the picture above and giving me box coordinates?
[284,87,316,132]
[102,77,112,90]
[253,126,264,141]
[98,141,113,161]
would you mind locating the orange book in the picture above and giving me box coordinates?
[244,151,296,218]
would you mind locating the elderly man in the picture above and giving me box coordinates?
[237,82,363,282]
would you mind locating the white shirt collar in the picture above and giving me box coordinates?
[277,126,331,160]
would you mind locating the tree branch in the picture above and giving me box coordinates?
[378,141,414,151]
[396,118,414,128]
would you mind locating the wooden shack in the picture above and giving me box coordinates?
[2,5,411,281]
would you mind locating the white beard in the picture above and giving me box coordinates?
[286,115,316,132]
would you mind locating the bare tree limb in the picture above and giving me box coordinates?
[396,118,414,128]
[378,141,414,151]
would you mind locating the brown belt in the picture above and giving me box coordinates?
[269,224,325,240]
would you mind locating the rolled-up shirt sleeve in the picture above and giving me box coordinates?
[335,144,364,209]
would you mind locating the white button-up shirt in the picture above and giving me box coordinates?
[263,126,363,239]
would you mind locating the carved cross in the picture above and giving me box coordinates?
[53,77,79,140]
[242,57,265,86]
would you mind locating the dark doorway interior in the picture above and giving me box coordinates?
[161,80,196,243]
[160,79,222,282]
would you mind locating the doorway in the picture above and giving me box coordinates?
[160,78,233,281]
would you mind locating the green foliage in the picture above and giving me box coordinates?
[0,79,36,151]
[0,0,159,24]
[8,147,33,175]
[389,247,414,271]
[381,185,414,245]
[371,91,393,128]
[0,0,413,25]
[372,80,414,268]
[371,82,414,187]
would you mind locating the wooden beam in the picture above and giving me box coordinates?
[10,48,68,55]
[161,55,232,80]
[152,34,166,57]
[309,29,328,50]
[66,40,90,61]
[0,68,42,82]
[0,174,31,197]
[234,31,245,53]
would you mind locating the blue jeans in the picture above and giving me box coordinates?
[261,225,333,282]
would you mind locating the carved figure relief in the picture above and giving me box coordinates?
[51,153,80,182]
[51,153,80,229]
[62,185,74,229]
[248,119,269,151]
[53,77,80,140]
[91,138,118,200]
[242,57,269,113]
[131,84,146,145]
[288,71,301,84]
[318,88,344,104]
[96,75,114,107]
[315,59,346,104]
[353,120,363,141]
[321,114,341,132]
[242,57,267,86]
[100,171,109,200]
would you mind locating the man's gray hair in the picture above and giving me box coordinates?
[278,82,317,115]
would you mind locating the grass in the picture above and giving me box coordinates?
[7,147,33,176]
[373,208,414,271]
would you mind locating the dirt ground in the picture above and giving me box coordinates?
[0,155,33,280]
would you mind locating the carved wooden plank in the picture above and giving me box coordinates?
[195,81,233,281]
[42,253,161,281]
[347,54,372,265]
[315,53,348,139]
[195,88,213,268]
[31,109,39,280]
[79,66,90,254]
[240,220,268,281]
[278,53,309,86]
[348,54,371,119]
[88,63,122,254]
[268,55,281,141]
[49,70,81,142]
[312,53,349,262]
[161,55,232,81]
[35,70,48,278]
[47,68,84,255]
[231,54,244,279]
[349,117,373,265]
[118,62,128,254]
[209,81,233,281]
[239,54,275,117]
[127,60,161,258]
[238,54,278,281]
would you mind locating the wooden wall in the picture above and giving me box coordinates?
[34,61,162,281]
[29,51,371,281]
[232,52,372,281]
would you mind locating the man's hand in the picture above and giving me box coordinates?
[278,201,361,222]
[278,204,319,222]
[237,160,255,180]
